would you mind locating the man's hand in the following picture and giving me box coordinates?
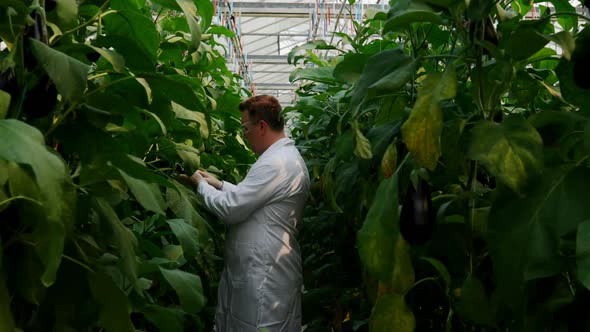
[178,171,204,189]
[197,170,223,190]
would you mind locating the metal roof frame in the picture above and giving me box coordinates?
[213,0,388,106]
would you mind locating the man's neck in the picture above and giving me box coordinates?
[259,132,287,155]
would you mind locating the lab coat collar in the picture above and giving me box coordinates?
[259,137,292,159]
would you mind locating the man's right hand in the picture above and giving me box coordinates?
[197,170,223,190]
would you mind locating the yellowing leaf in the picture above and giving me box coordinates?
[171,101,209,138]
[381,141,398,178]
[468,116,543,193]
[353,121,373,159]
[402,65,456,170]
[358,174,414,293]
[370,294,415,332]
[0,90,10,119]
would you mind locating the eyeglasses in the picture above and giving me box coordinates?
[240,122,253,135]
[240,121,261,135]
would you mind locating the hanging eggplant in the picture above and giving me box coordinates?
[21,6,58,119]
[399,177,435,245]
[572,28,590,90]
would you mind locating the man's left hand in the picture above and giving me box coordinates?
[178,171,203,189]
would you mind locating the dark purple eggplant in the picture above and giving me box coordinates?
[400,177,435,245]
[20,7,57,119]
[572,29,590,90]
[45,0,57,11]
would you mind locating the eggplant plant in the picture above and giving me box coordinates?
[288,0,590,331]
[0,0,252,330]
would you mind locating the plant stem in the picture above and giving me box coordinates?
[0,195,44,207]
[63,254,95,273]
[409,277,442,291]
[45,102,78,138]
[327,0,349,57]
[85,75,135,98]
[467,160,478,275]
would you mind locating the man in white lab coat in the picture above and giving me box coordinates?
[182,95,310,331]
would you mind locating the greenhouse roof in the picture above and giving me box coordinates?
[212,0,390,107]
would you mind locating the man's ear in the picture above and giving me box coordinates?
[259,120,267,135]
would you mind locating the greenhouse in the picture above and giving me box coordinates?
[1,0,590,331]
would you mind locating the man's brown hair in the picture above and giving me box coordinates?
[239,95,285,131]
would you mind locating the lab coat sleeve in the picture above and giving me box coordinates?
[196,162,282,224]
[220,181,237,192]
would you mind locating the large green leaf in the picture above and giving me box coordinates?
[166,219,199,260]
[151,0,181,10]
[195,0,214,30]
[401,65,456,171]
[103,10,160,70]
[473,59,514,112]
[141,305,185,332]
[368,58,418,95]
[55,0,78,23]
[383,2,444,34]
[577,220,590,290]
[141,73,205,112]
[468,116,543,193]
[289,67,337,84]
[369,294,415,332]
[456,275,495,325]
[175,142,201,170]
[505,22,549,61]
[488,166,590,309]
[110,0,145,11]
[160,16,189,32]
[351,49,413,109]
[159,267,206,314]
[333,53,370,83]
[0,119,72,285]
[119,168,166,215]
[87,45,125,72]
[541,31,575,61]
[166,185,210,242]
[538,0,577,31]
[89,272,135,332]
[30,39,90,101]
[93,198,139,292]
[287,40,337,65]
[171,101,208,138]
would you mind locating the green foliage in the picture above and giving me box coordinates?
[289,1,590,331]
[0,0,251,330]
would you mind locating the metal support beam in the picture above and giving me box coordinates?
[218,1,388,17]
[254,83,296,88]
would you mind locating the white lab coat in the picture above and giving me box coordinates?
[197,138,310,332]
